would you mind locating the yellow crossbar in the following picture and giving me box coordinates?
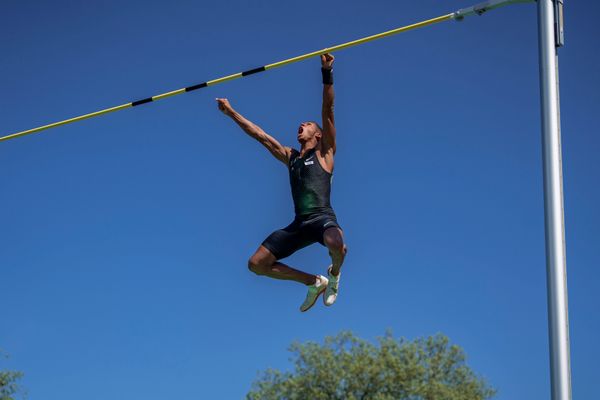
[1,13,453,143]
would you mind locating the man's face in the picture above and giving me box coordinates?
[297,121,321,143]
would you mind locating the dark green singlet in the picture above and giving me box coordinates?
[288,148,334,217]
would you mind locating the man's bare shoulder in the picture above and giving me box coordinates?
[284,147,298,163]
[317,142,335,158]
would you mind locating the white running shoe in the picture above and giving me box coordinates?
[323,265,340,306]
[300,275,329,312]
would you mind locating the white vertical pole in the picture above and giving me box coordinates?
[537,1,571,399]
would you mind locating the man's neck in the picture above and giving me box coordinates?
[299,140,319,157]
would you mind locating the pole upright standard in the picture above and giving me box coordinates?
[537,0,571,399]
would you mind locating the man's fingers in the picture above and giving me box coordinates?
[321,53,335,66]
[216,98,231,114]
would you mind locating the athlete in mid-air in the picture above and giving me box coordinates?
[216,53,347,312]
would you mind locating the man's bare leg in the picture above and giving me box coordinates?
[322,227,347,306]
[248,245,316,286]
[323,227,347,276]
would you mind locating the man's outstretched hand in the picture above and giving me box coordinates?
[321,53,334,69]
[216,98,234,116]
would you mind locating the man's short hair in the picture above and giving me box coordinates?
[310,121,323,133]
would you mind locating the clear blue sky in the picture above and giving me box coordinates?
[1,0,598,398]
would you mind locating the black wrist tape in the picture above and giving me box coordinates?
[321,68,333,85]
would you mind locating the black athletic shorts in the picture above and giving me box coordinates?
[261,212,342,260]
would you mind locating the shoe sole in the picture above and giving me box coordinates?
[300,285,327,313]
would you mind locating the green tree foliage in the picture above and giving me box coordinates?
[248,331,496,400]
[0,371,23,400]
[0,352,23,400]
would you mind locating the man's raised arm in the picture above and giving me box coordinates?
[216,98,291,165]
[321,53,336,154]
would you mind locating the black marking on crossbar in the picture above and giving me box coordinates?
[132,97,153,106]
[185,82,208,92]
[241,66,266,76]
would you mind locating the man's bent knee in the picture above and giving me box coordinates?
[248,258,265,275]
[324,229,345,255]
[248,249,275,275]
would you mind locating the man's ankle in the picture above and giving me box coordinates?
[308,275,319,286]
